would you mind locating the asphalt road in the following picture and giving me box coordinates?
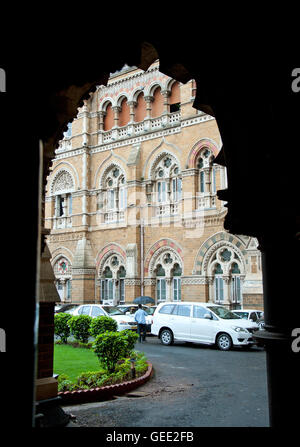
[63,336,269,427]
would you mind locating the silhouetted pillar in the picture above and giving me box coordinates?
[254,233,300,427]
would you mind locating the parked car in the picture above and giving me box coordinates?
[117,304,154,332]
[54,303,80,315]
[72,304,137,331]
[233,309,265,330]
[151,301,259,350]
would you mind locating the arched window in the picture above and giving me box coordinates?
[103,103,114,131]
[100,254,126,305]
[118,97,130,127]
[196,148,216,209]
[135,92,147,122]
[214,263,224,303]
[151,86,164,118]
[98,166,127,223]
[172,263,182,302]
[156,264,166,302]
[169,81,181,113]
[152,249,183,303]
[53,257,72,302]
[51,170,74,229]
[151,154,181,216]
[208,245,244,309]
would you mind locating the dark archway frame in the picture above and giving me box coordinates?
[2,35,299,429]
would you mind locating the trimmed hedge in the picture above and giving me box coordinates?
[68,314,92,343]
[89,315,118,337]
[54,313,72,343]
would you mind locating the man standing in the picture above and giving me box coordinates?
[134,304,148,343]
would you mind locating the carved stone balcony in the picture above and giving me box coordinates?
[98,111,181,145]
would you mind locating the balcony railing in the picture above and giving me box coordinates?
[104,210,125,223]
[98,111,181,145]
[156,202,179,217]
[197,193,217,209]
[53,216,72,229]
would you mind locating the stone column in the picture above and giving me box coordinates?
[81,148,89,228]
[128,100,137,123]
[161,89,170,114]
[112,106,121,127]
[207,276,214,303]
[204,167,211,193]
[144,95,153,119]
[222,276,231,308]
[166,277,172,301]
[144,96,153,132]
[36,242,60,401]
[82,102,89,146]
[98,111,106,144]
[71,236,96,303]
[161,90,170,127]
[98,110,105,131]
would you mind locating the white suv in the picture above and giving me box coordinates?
[151,302,259,350]
[72,304,137,331]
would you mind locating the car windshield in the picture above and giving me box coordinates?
[207,306,241,319]
[103,306,124,315]
[234,311,249,319]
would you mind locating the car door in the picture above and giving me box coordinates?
[190,305,217,343]
[172,304,192,340]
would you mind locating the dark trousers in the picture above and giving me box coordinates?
[137,323,147,342]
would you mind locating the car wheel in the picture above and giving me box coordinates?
[160,328,173,346]
[216,333,232,351]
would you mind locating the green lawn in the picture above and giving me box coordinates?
[53,343,100,382]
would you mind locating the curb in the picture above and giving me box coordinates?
[58,362,153,405]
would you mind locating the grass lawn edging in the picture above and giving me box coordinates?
[58,361,153,405]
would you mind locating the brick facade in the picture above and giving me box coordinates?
[44,61,263,310]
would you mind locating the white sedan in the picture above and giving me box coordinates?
[72,304,137,331]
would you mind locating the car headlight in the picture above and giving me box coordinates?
[231,326,248,332]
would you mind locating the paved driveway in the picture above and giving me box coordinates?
[64,336,269,427]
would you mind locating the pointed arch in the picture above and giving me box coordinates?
[142,137,182,179]
[187,138,220,169]
[93,152,128,189]
[193,231,247,276]
[144,238,184,277]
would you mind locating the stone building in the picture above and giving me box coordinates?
[44,60,263,310]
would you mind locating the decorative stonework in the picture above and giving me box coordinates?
[187,138,219,169]
[51,169,75,194]
[144,278,156,286]
[54,257,70,275]
[145,239,183,277]
[96,243,126,275]
[181,277,207,285]
[193,231,247,275]
[124,278,141,286]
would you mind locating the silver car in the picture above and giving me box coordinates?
[72,304,137,331]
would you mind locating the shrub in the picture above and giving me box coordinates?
[54,313,72,343]
[120,329,139,356]
[92,331,128,372]
[89,316,118,337]
[57,373,78,392]
[68,314,92,343]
